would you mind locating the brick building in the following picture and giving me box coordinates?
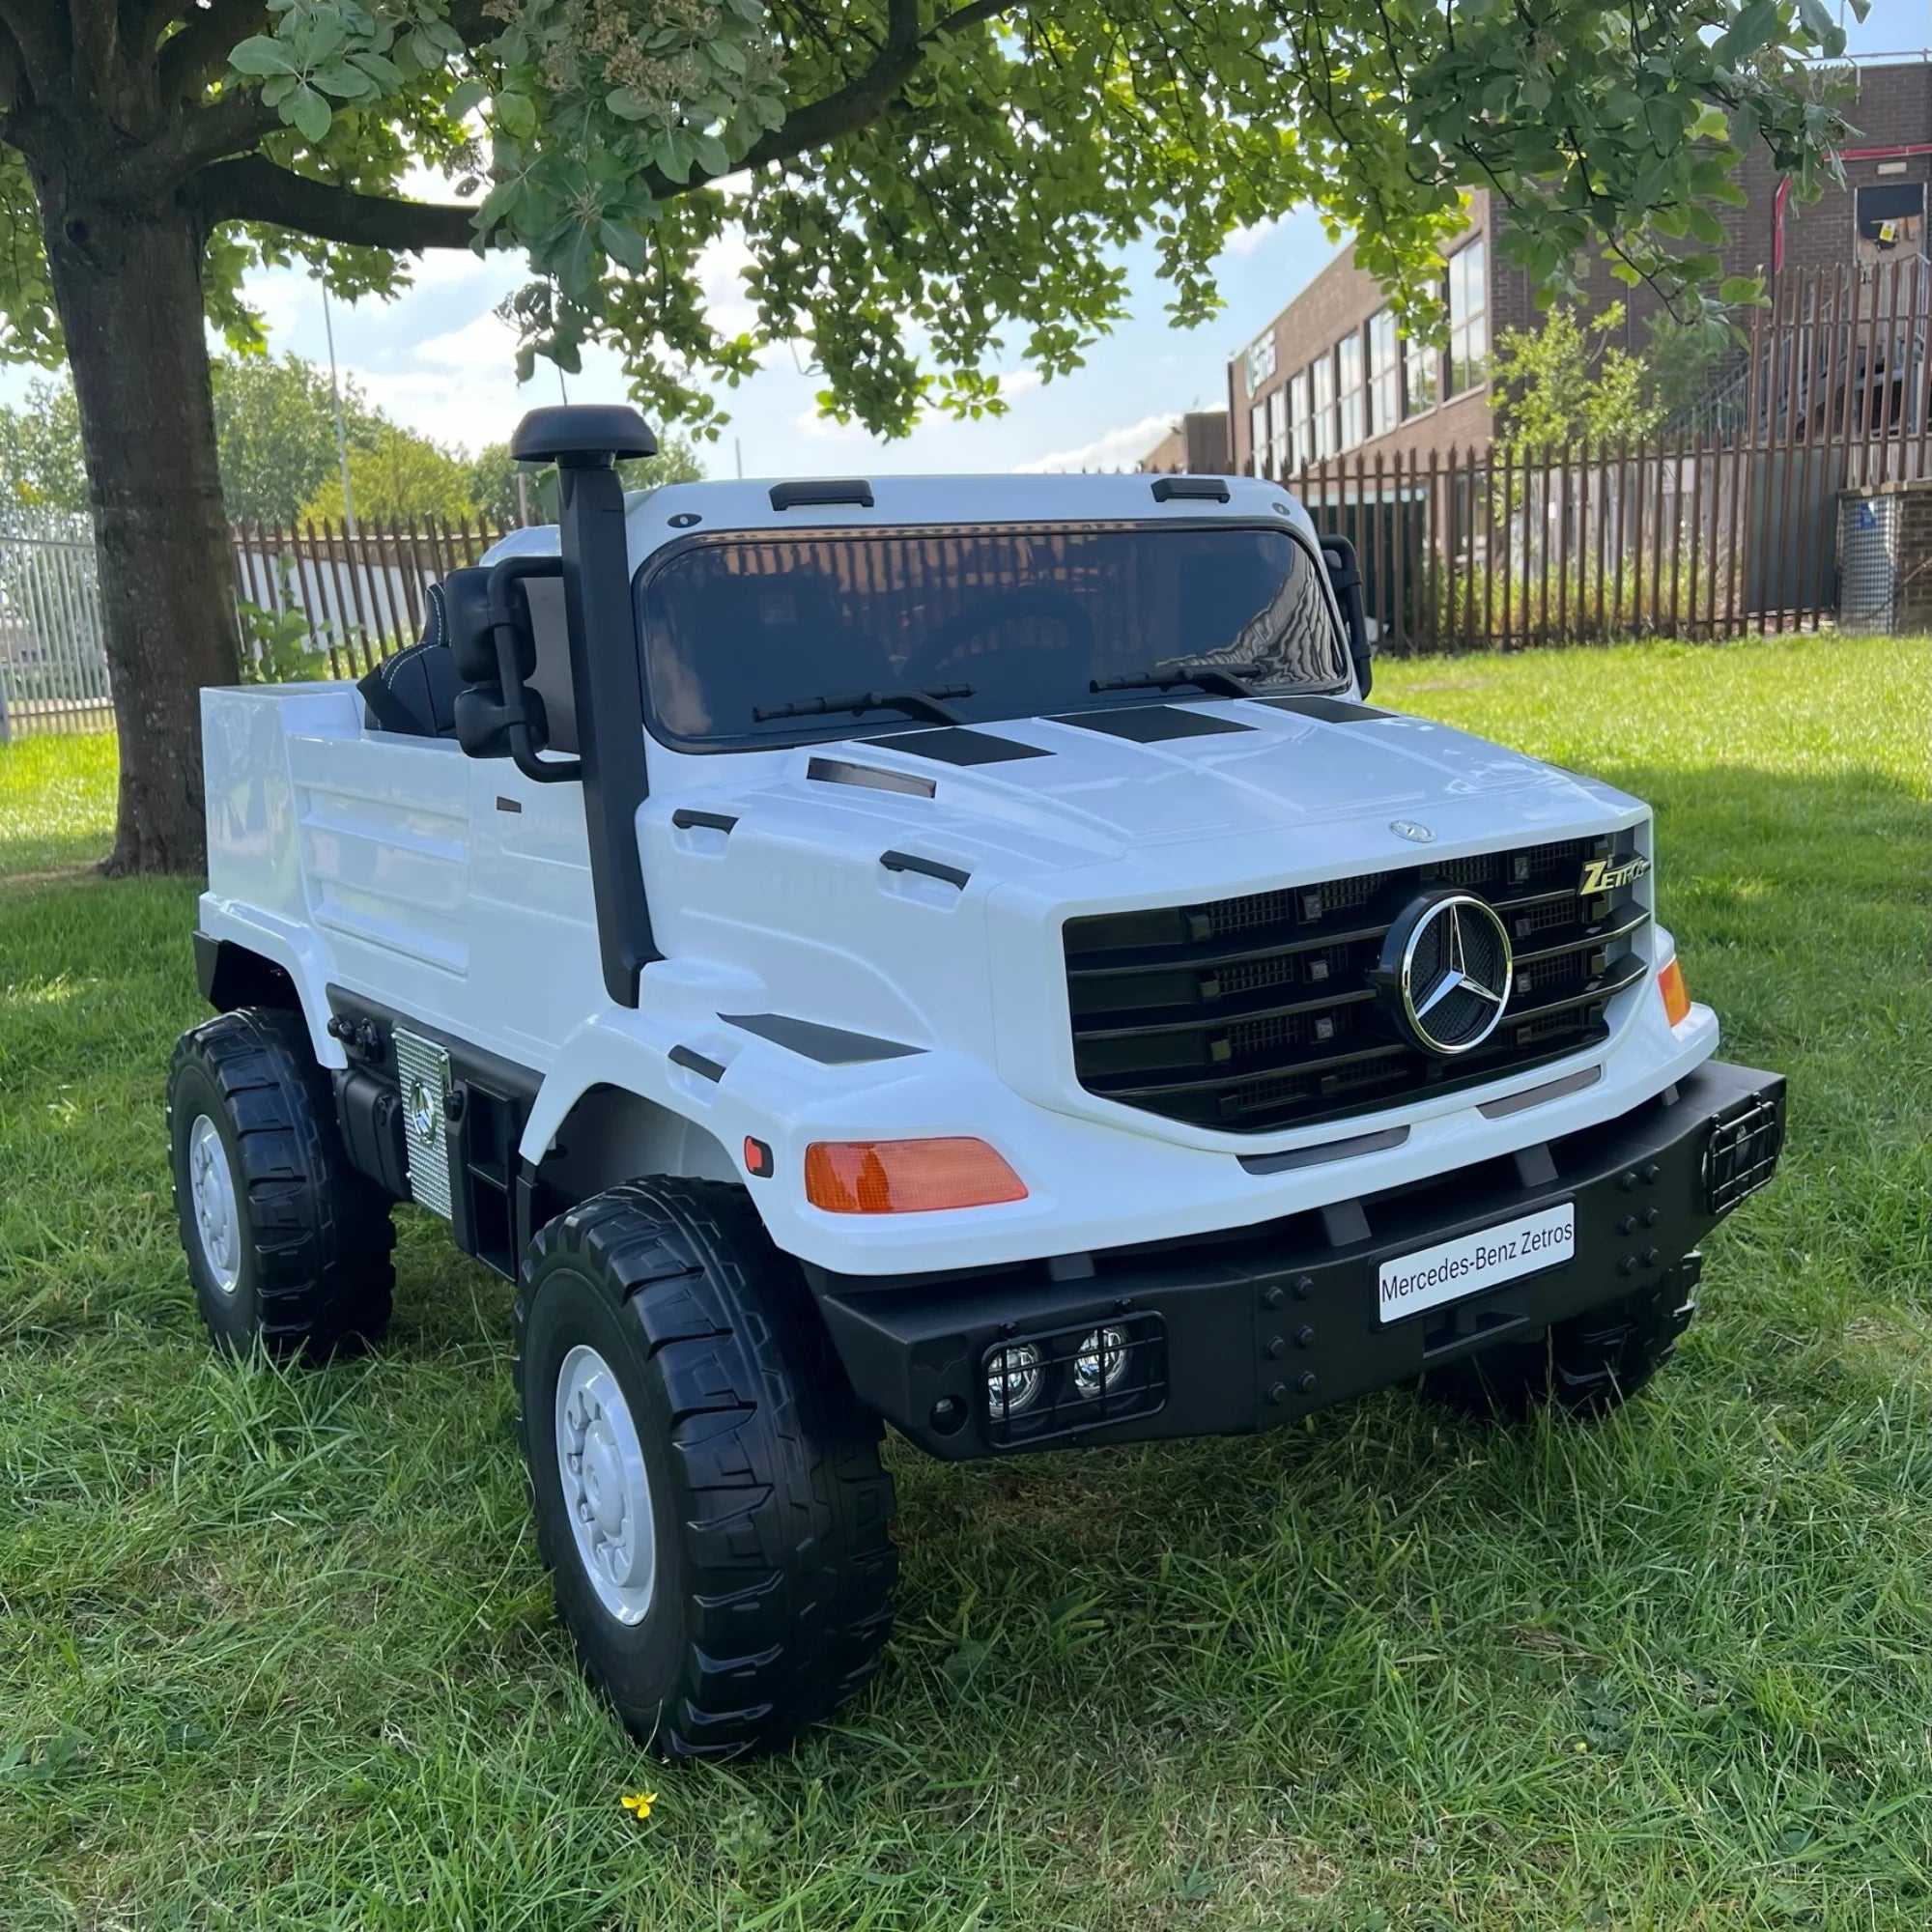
[1136,411,1232,473]
[1226,56,1932,478]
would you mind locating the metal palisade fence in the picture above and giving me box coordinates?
[1279,256,1931,653]
[3,260,1926,740]
[0,508,112,741]
[229,515,519,680]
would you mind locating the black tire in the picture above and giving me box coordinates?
[166,1006,395,1362]
[514,1178,897,1759]
[1418,1268,1699,1422]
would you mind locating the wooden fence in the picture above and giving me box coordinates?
[229,516,520,679]
[1278,256,1931,652]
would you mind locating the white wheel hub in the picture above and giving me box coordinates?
[186,1114,242,1295]
[554,1344,657,1623]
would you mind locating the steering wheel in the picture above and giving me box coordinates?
[901,585,1096,686]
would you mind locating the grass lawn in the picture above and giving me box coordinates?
[2,634,1929,1929]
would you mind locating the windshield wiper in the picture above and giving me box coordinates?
[1091,659,1265,701]
[753,684,975,728]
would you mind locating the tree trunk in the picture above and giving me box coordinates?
[37,180,241,874]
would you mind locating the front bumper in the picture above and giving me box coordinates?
[809,1059,1785,1459]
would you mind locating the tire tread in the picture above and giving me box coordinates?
[167,1007,395,1360]
[514,1178,897,1758]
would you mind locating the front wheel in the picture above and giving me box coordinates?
[1418,1264,1700,1422]
[514,1179,897,1758]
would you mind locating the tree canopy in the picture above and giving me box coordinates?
[0,0,1869,437]
[0,0,1869,873]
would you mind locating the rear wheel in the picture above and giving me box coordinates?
[514,1178,896,1758]
[1419,1265,1700,1422]
[166,1007,395,1361]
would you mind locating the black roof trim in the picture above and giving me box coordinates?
[1052,705,1256,743]
[722,1013,923,1065]
[770,478,875,511]
[1151,475,1231,503]
[875,725,1053,766]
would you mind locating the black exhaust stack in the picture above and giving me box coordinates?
[510,404,661,1004]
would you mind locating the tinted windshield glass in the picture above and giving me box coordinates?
[636,522,1348,747]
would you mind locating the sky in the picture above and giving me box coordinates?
[204,205,1344,481]
[3,0,1918,480]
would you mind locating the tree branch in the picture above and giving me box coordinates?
[191,0,1015,259]
[193,153,480,249]
[722,0,1014,185]
[136,82,277,188]
[157,0,266,102]
[0,0,69,98]
[71,0,119,81]
[0,15,28,124]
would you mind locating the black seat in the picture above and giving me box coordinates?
[359,582,463,738]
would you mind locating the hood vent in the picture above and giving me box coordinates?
[806,755,936,799]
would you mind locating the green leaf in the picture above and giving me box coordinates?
[1719,275,1763,304]
[599,219,649,270]
[690,132,729,179]
[288,84,332,143]
[312,63,377,99]
[495,91,537,139]
[228,35,298,76]
[349,49,403,92]
[443,77,487,119]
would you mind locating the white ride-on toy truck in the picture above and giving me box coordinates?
[171,404,1786,1758]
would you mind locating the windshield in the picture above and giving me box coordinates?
[635,522,1350,749]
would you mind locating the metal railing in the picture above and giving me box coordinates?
[0,509,112,741]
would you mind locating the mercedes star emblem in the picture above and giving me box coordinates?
[1381,893,1515,1056]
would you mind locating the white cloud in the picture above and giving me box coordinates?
[791,404,867,441]
[696,228,759,338]
[1013,413,1176,474]
[1223,215,1284,259]
[998,368,1042,399]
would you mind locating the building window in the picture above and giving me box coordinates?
[1448,239,1489,394]
[1368,310,1399,437]
[1404,328,1437,417]
[1249,399,1267,476]
[1311,354,1336,463]
[1244,328,1278,397]
[1290,370,1312,472]
[1267,387,1289,476]
[1337,330,1365,450]
[1856,182,1924,267]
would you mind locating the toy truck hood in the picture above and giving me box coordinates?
[671,699,1639,889]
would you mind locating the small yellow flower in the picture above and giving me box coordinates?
[620,1790,659,1821]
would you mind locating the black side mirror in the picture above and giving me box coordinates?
[449,557,581,782]
[1318,533,1374,698]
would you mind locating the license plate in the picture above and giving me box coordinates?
[1378,1202,1576,1324]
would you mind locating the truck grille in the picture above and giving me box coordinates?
[1063,835,1650,1134]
